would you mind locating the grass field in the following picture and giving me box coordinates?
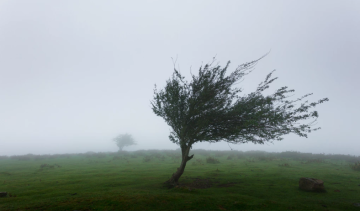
[0,150,359,211]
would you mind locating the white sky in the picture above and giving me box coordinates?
[0,0,359,156]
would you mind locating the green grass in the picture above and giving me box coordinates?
[0,150,360,211]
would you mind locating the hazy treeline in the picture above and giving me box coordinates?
[1,149,360,163]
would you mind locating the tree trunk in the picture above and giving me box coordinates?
[163,145,194,188]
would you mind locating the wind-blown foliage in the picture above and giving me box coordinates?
[151,54,329,186]
[152,55,328,147]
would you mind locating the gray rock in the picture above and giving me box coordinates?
[299,177,325,192]
[0,192,7,197]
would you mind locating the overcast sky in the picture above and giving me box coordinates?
[0,0,359,156]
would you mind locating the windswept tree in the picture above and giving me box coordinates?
[151,54,329,187]
[113,133,136,152]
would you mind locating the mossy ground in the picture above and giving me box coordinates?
[0,150,359,211]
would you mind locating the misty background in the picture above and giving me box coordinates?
[0,1,359,156]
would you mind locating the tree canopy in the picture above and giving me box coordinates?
[152,55,328,148]
[113,133,136,152]
[151,55,329,187]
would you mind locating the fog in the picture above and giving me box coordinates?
[0,1,359,156]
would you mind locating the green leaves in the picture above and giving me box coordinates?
[113,133,136,151]
[151,55,329,148]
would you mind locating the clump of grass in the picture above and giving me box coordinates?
[278,163,291,167]
[206,157,220,164]
[349,161,360,171]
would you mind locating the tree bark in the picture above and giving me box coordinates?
[163,145,194,188]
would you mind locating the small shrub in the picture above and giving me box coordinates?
[206,157,220,164]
